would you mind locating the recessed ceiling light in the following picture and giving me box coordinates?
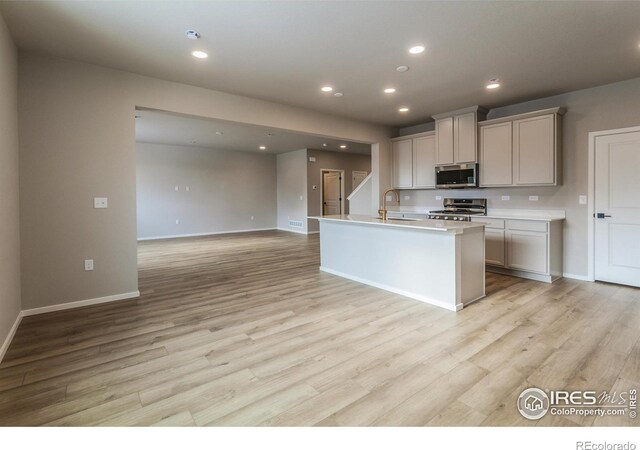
[259,145,267,150]
[340,144,347,149]
[215,131,223,135]
[321,86,333,92]
[322,143,327,147]
[396,65,409,72]
[192,50,208,59]
[486,78,501,89]
[185,30,200,40]
[398,107,409,113]
[383,88,396,94]
[409,45,425,54]
[334,92,343,97]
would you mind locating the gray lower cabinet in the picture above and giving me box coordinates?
[484,228,506,267]
[471,217,563,283]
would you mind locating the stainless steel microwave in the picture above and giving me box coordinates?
[435,164,479,189]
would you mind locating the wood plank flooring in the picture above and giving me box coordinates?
[0,230,638,426]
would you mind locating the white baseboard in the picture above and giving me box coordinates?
[319,266,460,312]
[306,231,320,235]
[562,272,594,282]
[138,228,277,241]
[0,312,23,364]
[277,227,309,235]
[22,291,140,317]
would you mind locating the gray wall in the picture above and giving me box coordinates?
[276,149,308,233]
[18,53,391,310]
[307,149,371,232]
[136,143,277,239]
[0,13,21,352]
[397,77,640,277]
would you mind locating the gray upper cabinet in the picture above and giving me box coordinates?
[479,107,564,187]
[413,135,436,188]
[454,112,479,163]
[391,139,413,189]
[513,114,557,185]
[479,121,513,187]
[435,117,454,165]
[391,132,436,189]
[434,106,487,165]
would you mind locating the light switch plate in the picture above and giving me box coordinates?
[174,185,179,191]
[186,186,190,191]
[501,195,510,201]
[84,259,94,271]
[309,157,316,162]
[529,195,539,201]
[94,197,108,209]
[435,195,442,201]
[299,195,304,201]
[579,195,587,205]
[404,195,410,201]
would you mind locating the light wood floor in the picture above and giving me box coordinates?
[1,231,639,426]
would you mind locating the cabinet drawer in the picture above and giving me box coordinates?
[506,220,548,233]
[471,217,505,229]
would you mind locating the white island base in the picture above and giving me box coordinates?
[315,215,486,312]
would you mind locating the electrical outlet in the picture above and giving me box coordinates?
[501,195,510,201]
[529,195,539,201]
[579,195,587,205]
[251,216,255,221]
[174,185,179,191]
[84,259,94,271]
[94,197,108,209]
[435,195,442,201]
[175,219,180,225]
[299,195,304,201]
[186,186,190,191]
[308,157,316,162]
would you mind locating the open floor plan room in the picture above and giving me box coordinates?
[0,1,639,445]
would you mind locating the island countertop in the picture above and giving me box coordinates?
[311,214,484,234]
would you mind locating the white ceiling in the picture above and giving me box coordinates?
[2,1,640,126]
[135,109,372,155]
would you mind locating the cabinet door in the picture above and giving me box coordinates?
[506,230,548,274]
[485,228,506,267]
[436,117,454,165]
[513,114,555,185]
[454,112,478,163]
[413,135,436,188]
[480,122,513,186]
[392,139,413,188]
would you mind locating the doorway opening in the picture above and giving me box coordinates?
[320,169,345,216]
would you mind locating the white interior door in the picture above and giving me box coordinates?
[352,171,368,192]
[594,131,640,287]
[323,172,341,215]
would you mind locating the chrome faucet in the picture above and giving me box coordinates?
[378,189,399,221]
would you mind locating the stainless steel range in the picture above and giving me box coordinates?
[428,198,487,222]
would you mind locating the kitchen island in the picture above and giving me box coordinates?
[312,215,486,312]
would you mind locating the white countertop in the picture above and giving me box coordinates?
[386,207,566,222]
[311,214,484,234]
